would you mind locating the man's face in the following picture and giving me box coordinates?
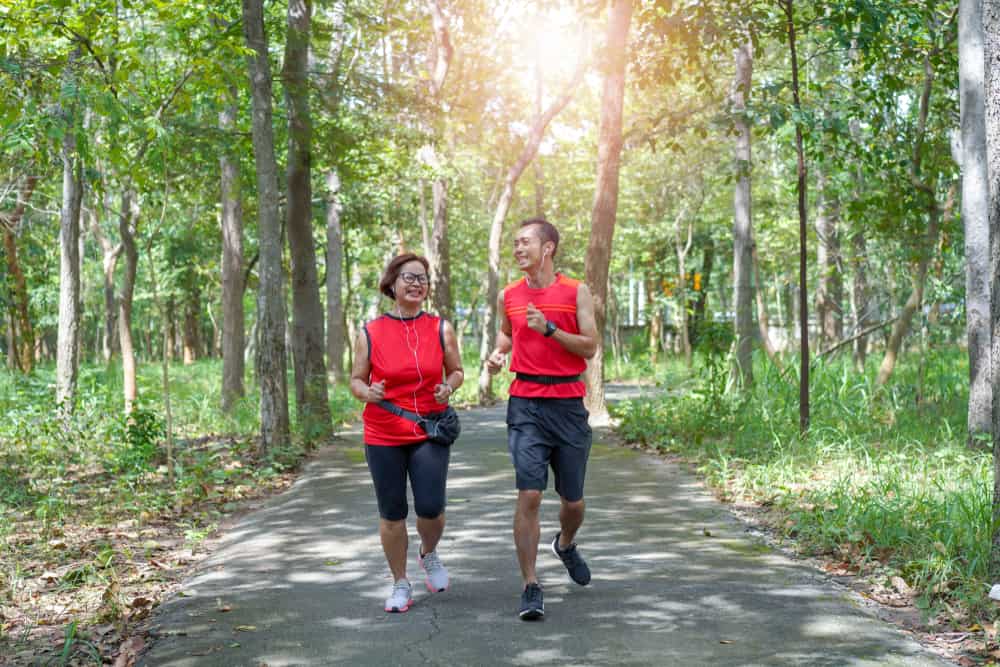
[512,225,550,271]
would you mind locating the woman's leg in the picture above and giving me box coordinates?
[366,444,411,579]
[410,441,450,555]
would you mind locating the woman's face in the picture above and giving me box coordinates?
[393,260,429,308]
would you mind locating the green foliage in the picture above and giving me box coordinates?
[612,347,992,621]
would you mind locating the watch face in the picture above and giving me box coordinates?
[545,321,557,336]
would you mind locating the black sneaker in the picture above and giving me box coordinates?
[519,582,544,620]
[551,532,591,585]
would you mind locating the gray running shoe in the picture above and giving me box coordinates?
[384,579,412,613]
[418,550,449,592]
[519,582,544,620]
[551,532,591,585]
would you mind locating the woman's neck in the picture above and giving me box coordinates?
[394,303,422,319]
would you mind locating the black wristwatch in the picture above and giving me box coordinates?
[544,320,558,337]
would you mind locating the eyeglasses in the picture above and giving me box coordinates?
[399,271,429,285]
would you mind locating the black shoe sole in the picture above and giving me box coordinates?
[519,608,544,621]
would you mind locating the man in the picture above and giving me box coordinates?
[487,218,598,621]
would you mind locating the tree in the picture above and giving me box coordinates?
[959,0,990,445]
[583,0,633,422]
[219,83,246,412]
[243,0,291,452]
[283,0,331,441]
[730,36,754,390]
[985,0,1000,578]
[1,174,38,373]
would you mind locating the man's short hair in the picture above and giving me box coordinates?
[519,218,560,258]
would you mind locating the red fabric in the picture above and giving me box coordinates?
[362,312,445,445]
[505,273,587,398]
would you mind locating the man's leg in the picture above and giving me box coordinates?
[514,489,543,585]
[558,497,585,549]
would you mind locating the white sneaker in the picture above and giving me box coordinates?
[384,578,412,613]
[418,550,449,592]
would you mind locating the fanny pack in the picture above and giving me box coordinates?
[377,400,461,447]
[515,373,581,385]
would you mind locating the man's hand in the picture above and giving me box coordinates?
[525,302,547,334]
[434,382,453,403]
[486,349,507,375]
[366,380,386,403]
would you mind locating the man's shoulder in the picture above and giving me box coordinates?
[502,277,524,292]
[557,274,582,290]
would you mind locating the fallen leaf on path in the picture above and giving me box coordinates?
[235,625,257,632]
[324,560,341,566]
[113,636,145,667]
[702,528,713,537]
[719,639,735,644]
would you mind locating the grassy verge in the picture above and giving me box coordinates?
[0,359,357,664]
[611,347,994,632]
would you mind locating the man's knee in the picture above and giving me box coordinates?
[561,498,585,513]
[517,489,543,514]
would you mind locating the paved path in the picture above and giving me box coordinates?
[141,397,947,666]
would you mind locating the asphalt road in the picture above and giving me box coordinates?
[140,395,947,666]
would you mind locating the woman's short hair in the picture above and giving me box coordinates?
[379,253,430,299]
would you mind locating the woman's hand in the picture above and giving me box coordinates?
[366,380,386,403]
[434,382,453,404]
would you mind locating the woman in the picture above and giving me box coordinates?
[350,253,464,613]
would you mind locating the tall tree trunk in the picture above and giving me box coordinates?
[430,176,452,320]
[183,286,201,365]
[847,41,872,372]
[983,0,1000,577]
[2,175,38,373]
[690,237,714,347]
[876,184,954,386]
[477,60,586,404]
[784,0,809,431]
[220,86,246,411]
[118,190,139,413]
[56,104,83,408]
[960,0,991,445]
[675,216,693,367]
[244,0,291,452]
[583,0,632,422]
[816,167,843,348]
[646,278,662,365]
[730,37,754,389]
[284,0,331,442]
[751,241,782,369]
[876,49,950,387]
[326,170,346,382]
[90,210,122,363]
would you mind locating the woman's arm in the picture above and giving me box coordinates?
[435,320,464,403]
[349,330,384,403]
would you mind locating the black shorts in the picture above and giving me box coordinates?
[365,441,450,521]
[506,396,592,502]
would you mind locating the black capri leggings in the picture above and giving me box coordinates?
[365,441,450,521]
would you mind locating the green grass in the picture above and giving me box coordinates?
[611,346,994,624]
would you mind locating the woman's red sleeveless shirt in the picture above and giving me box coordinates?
[362,312,445,446]
[504,273,587,399]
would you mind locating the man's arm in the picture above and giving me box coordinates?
[524,284,598,359]
[486,289,512,374]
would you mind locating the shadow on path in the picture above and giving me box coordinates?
[140,391,946,666]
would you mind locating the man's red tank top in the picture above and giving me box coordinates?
[504,273,587,399]
[362,312,445,445]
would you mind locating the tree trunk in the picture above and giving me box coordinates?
[876,183,954,386]
[646,278,662,365]
[56,111,83,408]
[244,0,291,452]
[675,217,693,368]
[691,237,714,347]
[731,37,754,389]
[784,0,809,431]
[960,0,991,445]
[848,229,872,369]
[326,170,346,383]
[477,59,587,404]
[118,190,139,413]
[90,210,122,363]
[583,0,632,423]
[983,0,1000,577]
[220,86,246,411]
[3,175,38,373]
[183,286,201,365]
[877,48,951,388]
[816,167,843,348]
[283,0,331,442]
[751,241,782,369]
[430,176,452,320]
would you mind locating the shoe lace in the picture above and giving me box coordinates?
[392,580,411,598]
[422,551,443,572]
